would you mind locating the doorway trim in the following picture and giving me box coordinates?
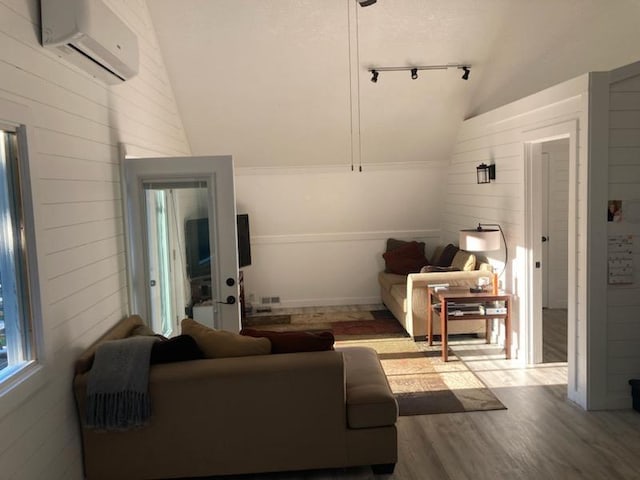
[120,149,241,333]
[523,119,580,402]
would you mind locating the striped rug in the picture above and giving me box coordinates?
[244,309,506,415]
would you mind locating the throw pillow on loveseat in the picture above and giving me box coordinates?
[379,240,491,339]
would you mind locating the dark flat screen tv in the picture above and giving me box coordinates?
[236,213,252,268]
[185,214,251,279]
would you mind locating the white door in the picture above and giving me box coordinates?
[541,152,550,309]
[122,155,240,334]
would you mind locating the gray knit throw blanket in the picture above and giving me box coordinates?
[86,335,158,430]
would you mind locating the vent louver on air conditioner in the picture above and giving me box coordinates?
[41,0,139,84]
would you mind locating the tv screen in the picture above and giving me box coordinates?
[184,218,211,279]
[185,215,251,278]
[237,214,252,268]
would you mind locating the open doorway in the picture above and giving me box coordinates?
[523,119,580,403]
[540,139,570,365]
[122,154,241,334]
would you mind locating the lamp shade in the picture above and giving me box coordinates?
[459,228,501,252]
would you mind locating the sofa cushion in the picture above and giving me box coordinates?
[451,250,477,271]
[420,265,460,273]
[240,329,335,354]
[181,318,271,358]
[74,315,145,375]
[378,271,407,292]
[130,323,157,337]
[339,347,398,429]
[389,284,407,312]
[386,238,425,255]
[150,334,204,364]
[434,243,459,266]
[382,241,429,275]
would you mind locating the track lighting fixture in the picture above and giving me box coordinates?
[367,64,471,83]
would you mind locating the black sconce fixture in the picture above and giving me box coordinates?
[476,163,496,184]
[460,66,470,80]
[370,69,379,83]
[410,68,418,80]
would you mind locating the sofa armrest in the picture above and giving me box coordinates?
[406,270,493,289]
[74,351,349,478]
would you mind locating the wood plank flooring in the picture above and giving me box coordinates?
[543,308,568,363]
[201,307,640,480]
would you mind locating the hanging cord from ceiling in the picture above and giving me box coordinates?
[347,0,364,172]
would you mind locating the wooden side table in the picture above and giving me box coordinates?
[427,287,512,362]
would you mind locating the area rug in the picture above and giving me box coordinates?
[336,336,506,416]
[244,309,506,416]
[244,309,407,340]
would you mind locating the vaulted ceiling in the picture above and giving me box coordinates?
[147,0,640,168]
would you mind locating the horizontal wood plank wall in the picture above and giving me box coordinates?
[235,164,447,308]
[0,0,190,478]
[607,70,640,408]
[442,76,589,386]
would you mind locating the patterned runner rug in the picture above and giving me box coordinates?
[244,309,506,416]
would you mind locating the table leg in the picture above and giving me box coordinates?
[505,297,511,359]
[441,299,448,362]
[486,318,491,344]
[427,290,433,346]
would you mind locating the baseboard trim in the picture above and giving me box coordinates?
[272,296,383,309]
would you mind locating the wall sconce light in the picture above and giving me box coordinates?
[370,69,379,83]
[476,163,496,184]
[410,68,418,80]
[460,66,470,80]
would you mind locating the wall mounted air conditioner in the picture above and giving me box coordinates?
[41,0,139,84]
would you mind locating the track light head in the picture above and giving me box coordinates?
[410,68,418,80]
[461,66,470,80]
[357,0,377,6]
[370,70,379,83]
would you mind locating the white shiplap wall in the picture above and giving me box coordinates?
[0,0,190,478]
[235,162,448,308]
[606,65,640,408]
[442,75,591,406]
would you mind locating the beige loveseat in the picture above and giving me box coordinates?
[379,245,494,339]
[73,315,398,479]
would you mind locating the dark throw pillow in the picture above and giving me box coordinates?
[386,238,426,254]
[382,241,430,275]
[150,334,205,364]
[240,329,335,354]
[434,243,459,267]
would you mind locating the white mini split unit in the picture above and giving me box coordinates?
[41,0,139,84]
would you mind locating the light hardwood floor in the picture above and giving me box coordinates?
[543,308,568,363]
[210,307,640,480]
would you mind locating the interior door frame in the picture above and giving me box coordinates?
[523,120,578,396]
[121,151,240,333]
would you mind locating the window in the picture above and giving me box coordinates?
[0,126,37,382]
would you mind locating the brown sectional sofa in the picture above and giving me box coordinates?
[380,244,494,339]
[73,315,398,479]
